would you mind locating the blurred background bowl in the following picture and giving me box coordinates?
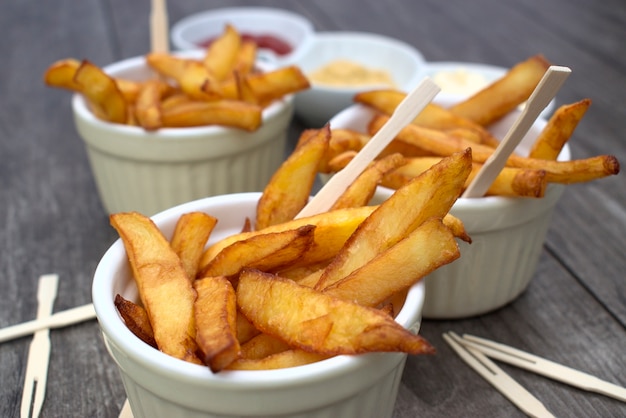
[422,61,555,117]
[72,52,294,216]
[92,192,426,418]
[170,7,315,65]
[328,97,569,319]
[285,32,426,128]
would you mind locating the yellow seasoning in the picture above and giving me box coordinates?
[308,59,396,87]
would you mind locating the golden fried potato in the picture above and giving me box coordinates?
[194,276,240,372]
[449,54,551,125]
[237,269,435,355]
[529,99,591,160]
[114,294,157,348]
[198,225,316,280]
[160,100,262,130]
[110,212,201,364]
[227,349,329,370]
[354,89,500,147]
[170,211,217,281]
[323,218,459,307]
[315,149,472,290]
[330,153,406,210]
[203,24,241,81]
[255,126,330,230]
[74,60,128,124]
[199,205,376,271]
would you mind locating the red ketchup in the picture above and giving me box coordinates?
[198,33,293,56]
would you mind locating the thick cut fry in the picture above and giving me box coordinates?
[315,149,472,290]
[199,205,375,271]
[449,55,551,125]
[110,212,200,364]
[134,79,167,130]
[198,225,316,279]
[330,153,406,210]
[204,24,241,81]
[74,60,128,124]
[236,312,260,344]
[146,53,222,101]
[170,212,218,281]
[161,100,262,130]
[194,276,241,372]
[114,294,157,348]
[227,349,330,370]
[369,114,497,161]
[354,89,500,147]
[240,333,291,360]
[43,58,82,91]
[381,157,548,198]
[373,115,619,183]
[244,65,310,106]
[234,41,258,76]
[237,269,435,355]
[324,218,459,307]
[255,125,330,230]
[529,99,591,160]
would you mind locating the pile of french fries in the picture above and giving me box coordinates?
[321,55,619,198]
[108,53,619,374]
[111,128,474,372]
[43,25,310,131]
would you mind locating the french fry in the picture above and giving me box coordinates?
[239,333,291,360]
[199,205,376,271]
[234,41,258,77]
[110,212,201,364]
[146,53,223,101]
[203,24,241,81]
[255,126,330,230]
[323,218,459,307]
[170,212,218,281]
[529,99,591,160]
[194,276,241,372]
[330,153,406,210]
[449,54,551,125]
[134,79,166,130]
[160,100,262,130]
[114,294,157,348]
[43,58,82,91]
[198,225,316,280]
[74,60,128,124]
[354,89,500,147]
[315,149,472,290]
[237,269,435,356]
[244,65,310,106]
[380,157,548,198]
[369,113,497,161]
[227,349,329,370]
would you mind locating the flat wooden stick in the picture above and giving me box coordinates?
[150,0,169,53]
[0,303,96,344]
[21,274,58,418]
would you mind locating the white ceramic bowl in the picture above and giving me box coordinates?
[72,52,293,216]
[285,32,426,127]
[170,7,315,64]
[92,192,426,418]
[422,61,555,117]
[328,98,569,319]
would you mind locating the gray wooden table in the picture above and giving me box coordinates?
[1,0,624,417]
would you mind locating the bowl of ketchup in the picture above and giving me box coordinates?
[171,7,314,64]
